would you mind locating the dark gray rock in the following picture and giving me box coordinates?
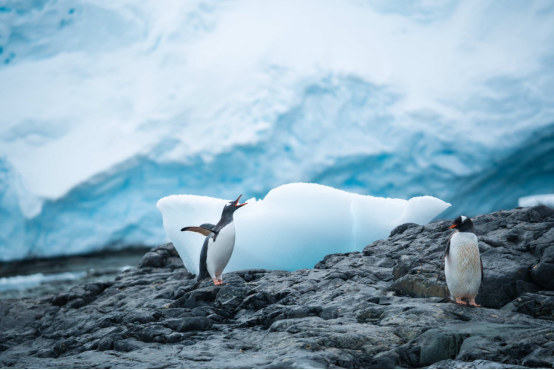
[503,291,554,321]
[164,317,212,332]
[0,206,553,368]
[138,243,184,269]
[427,359,528,368]
[530,246,554,290]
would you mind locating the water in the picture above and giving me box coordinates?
[0,248,148,300]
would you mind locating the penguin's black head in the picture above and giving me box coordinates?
[223,194,247,214]
[449,215,474,232]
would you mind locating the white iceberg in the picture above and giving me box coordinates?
[518,194,554,208]
[157,183,450,274]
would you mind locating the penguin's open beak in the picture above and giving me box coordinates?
[449,224,457,229]
[233,194,247,208]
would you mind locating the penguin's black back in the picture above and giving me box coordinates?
[196,237,209,283]
[194,223,215,288]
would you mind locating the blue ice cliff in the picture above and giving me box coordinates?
[0,0,553,261]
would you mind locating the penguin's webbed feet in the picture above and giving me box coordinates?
[213,278,224,286]
[454,298,481,307]
[455,298,468,306]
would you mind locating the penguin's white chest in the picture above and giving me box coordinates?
[206,222,236,279]
[445,232,481,299]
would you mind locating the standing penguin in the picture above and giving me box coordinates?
[181,195,247,288]
[443,215,483,307]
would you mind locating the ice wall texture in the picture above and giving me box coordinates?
[157,183,451,273]
[0,158,27,260]
[0,0,554,261]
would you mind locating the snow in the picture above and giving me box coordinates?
[157,183,450,273]
[0,0,553,261]
[518,194,554,208]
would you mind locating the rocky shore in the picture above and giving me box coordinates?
[1,206,553,368]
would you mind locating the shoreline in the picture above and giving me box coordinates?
[0,248,149,300]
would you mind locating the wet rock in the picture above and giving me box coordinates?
[389,223,421,237]
[391,274,449,299]
[428,359,528,368]
[503,291,554,321]
[0,206,552,368]
[530,247,554,290]
[417,328,470,366]
[138,243,184,269]
[164,317,212,332]
[480,248,537,308]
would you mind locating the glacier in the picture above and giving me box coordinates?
[157,183,451,273]
[0,0,554,261]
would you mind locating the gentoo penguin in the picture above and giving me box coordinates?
[181,195,247,288]
[443,215,483,307]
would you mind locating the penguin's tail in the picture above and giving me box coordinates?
[189,275,208,291]
[191,279,202,291]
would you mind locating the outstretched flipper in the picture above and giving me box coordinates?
[181,223,222,241]
[181,226,214,237]
[181,226,215,237]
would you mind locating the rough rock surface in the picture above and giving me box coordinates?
[0,206,553,368]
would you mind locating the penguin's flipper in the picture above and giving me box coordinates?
[199,223,216,230]
[198,223,222,241]
[180,226,215,237]
[442,238,451,260]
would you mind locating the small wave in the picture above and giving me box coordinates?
[0,271,87,292]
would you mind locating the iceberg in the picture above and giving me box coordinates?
[157,183,450,273]
[518,194,554,208]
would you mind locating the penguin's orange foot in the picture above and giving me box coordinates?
[213,278,223,286]
[468,299,481,307]
[455,298,467,306]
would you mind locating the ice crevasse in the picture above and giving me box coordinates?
[157,183,450,273]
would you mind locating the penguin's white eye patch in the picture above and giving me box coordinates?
[461,215,467,223]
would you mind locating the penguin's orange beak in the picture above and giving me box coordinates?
[233,194,247,207]
[449,224,457,229]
